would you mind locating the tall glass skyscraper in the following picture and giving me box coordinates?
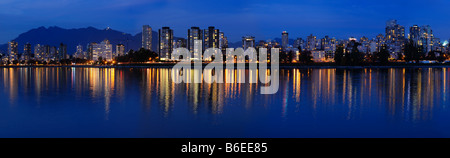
[188,26,202,59]
[142,25,152,51]
[159,27,173,60]
[420,25,434,54]
[409,25,421,46]
[282,31,289,49]
[203,26,219,50]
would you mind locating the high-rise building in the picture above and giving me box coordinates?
[77,45,83,54]
[306,34,317,51]
[89,40,112,61]
[294,38,305,51]
[242,36,255,50]
[116,44,125,57]
[320,36,332,50]
[421,25,434,54]
[42,45,50,62]
[58,43,67,60]
[188,27,202,55]
[376,34,385,52]
[142,25,152,51]
[409,25,421,46]
[23,43,31,61]
[282,31,289,49]
[188,27,203,60]
[203,26,219,50]
[385,19,405,42]
[87,40,112,61]
[242,36,256,60]
[50,46,57,61]
[8,40,18,61]
[91,43,101,61]
[433,38,442,52]
[98,39,113,61]
[385,20,405,57]
[87,43,96,61]
[159,27,173,60]
[219,32,228,49]
[74,45,84,59]
[34,44,44,61]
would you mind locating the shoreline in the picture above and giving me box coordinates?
[1,63,450,69]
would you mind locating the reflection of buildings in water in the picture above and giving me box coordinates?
[146,68,267,115]
[159,68,174,116]
[310,69,337,111]
[2,68,18,105]
[141,68,154,110]
[1,67,449,122]
[140,68,175,116]
[281,69,290,117]
[34,68,42,103]
[383,68,445,121]
[292,69,301,103]
[86,68,119,119]
[444,68,448,103]
[245,69,257,110]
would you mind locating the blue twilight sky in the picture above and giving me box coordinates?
[0,0,449,44]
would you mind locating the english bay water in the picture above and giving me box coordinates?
[0,67,449,138]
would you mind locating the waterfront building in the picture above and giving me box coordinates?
[142,25,152,51]
[22,43,31,61]
[203,26,219,50]
[158,27,173,60]
[306,34,317,51]
[282,31,289,49]
[421,25,434,54]
[8,40,18,61]
[409,25,421,46]
[188,27,203,59]
[116,44,125,57]
[58,43,67,60]
[34,44,44,61]
[242,35,255,50]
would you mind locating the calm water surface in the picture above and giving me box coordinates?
[0,67,449,138]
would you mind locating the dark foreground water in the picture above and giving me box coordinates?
[0,67,449,138]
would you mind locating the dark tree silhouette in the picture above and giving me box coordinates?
[404,40,421,63]
[375,45,390,64]
[116,48,158,62]
[287,50,294,63]
[346,42,364,65]
[437,53,447,63]
[427,51,438,60]
[298,51,313,63]
[334,45,345,65]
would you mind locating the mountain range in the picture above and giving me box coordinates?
[0,26,291,55]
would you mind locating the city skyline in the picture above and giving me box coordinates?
[1,21,449,46]
[2,18,450,65]
[1,0,450,44]
[2,19,449,51]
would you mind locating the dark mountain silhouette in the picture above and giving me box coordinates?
[227,41,242,48]
[0,26,159,54]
